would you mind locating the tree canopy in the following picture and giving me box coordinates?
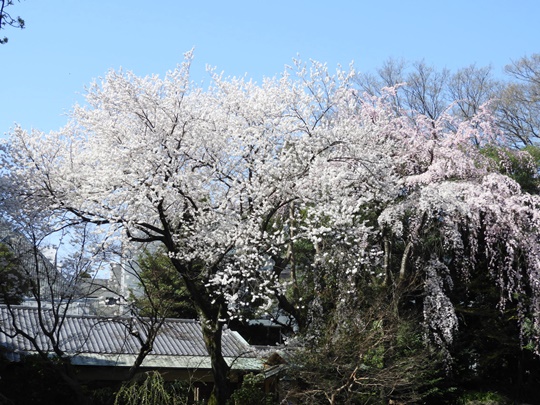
[2,52,540,403]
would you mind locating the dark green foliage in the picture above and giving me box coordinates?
[279,218,540,404]
[481,145,540,193]
[449,270,540,403]
[456,390,512,405]
[281,285,447,404]
[134,248,197,319]
[0,355,77,405]
[228,373,273,405]
[89,386,118,405]
[0,242,29,304]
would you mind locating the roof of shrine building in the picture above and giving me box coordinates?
[0,305,261,371]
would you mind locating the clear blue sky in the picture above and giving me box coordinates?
[1,0,539,137]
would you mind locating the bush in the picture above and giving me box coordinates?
[0,355,76,405]
[114,371,190,405]
[228,373,273,405]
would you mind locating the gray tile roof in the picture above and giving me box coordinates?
[0,305,260,370]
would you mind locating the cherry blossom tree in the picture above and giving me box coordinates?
[3,52,540,403]
[280,91,540,401]
[1,53,359,403]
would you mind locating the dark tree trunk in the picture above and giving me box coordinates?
[169,257,232,404]
[57,359,92,405]
[201,319,232,405]
[127,341,153,381]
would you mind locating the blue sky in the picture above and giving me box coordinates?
[1,0,539,137]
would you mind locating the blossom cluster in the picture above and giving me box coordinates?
[3,53,540,354]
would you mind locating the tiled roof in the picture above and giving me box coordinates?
[0,306,258,369]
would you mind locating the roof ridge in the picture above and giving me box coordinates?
[0,304,200,323]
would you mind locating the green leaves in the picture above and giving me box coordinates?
[133,248,197,319]
[0,242,29,304]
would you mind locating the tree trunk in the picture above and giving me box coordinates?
[169,258,232,404]
[127,341,153,381]
[399,241,412,281]
[383,237,392,287]
[201,319,232,405]
[57,359,92,405]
